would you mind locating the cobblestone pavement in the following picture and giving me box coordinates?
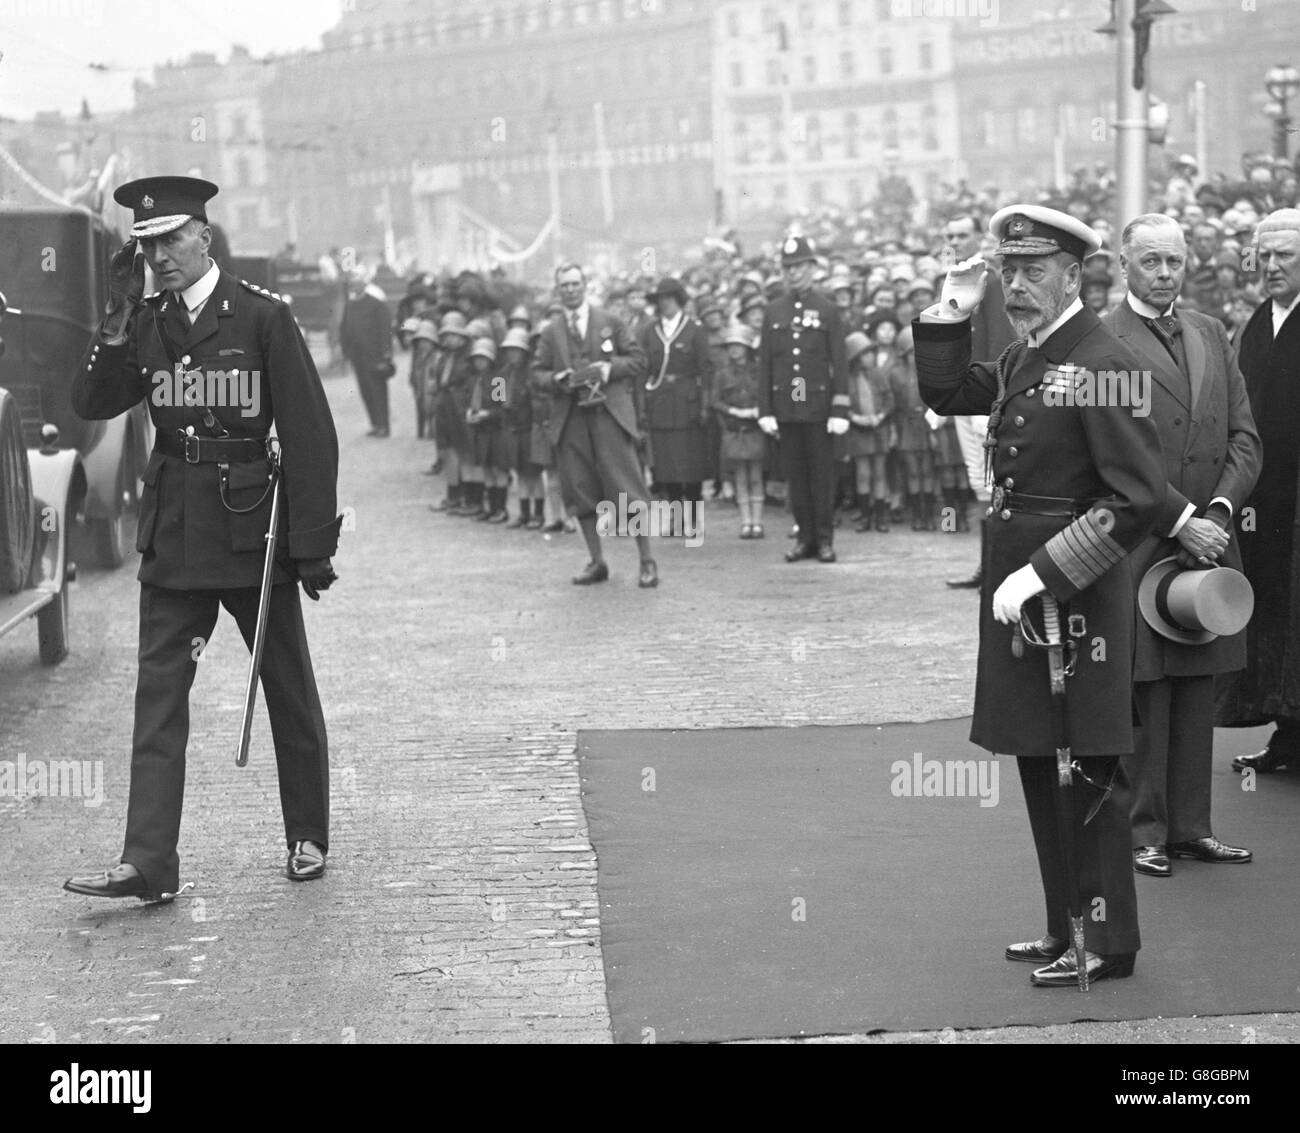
[1,355,1294,1045]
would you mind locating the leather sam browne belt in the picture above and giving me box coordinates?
[989,484,1101,519]
[155,430,270,464]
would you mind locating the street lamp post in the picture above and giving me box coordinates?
[1264,63,1300,161]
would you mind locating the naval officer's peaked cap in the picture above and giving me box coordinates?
[113,176,219,239]
[988,204,1102,261]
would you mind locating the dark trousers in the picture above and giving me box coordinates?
[779,420,835,549]
[123,583,330,894]
[1018,755,1140,956]
[1267,716,1300,752]
[355,363,390,430]
[1126,675,1214,847]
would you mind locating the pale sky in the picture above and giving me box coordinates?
[0,0,344,119]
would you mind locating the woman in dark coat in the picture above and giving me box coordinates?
[639,276,714,530]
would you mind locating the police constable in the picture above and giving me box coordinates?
[757,236,850,563]
[913,205,1165,987]
[64,176,341,902]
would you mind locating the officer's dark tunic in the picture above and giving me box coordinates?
[757,286,850,550]
[72,270,341,894]
[914,303,1164,955]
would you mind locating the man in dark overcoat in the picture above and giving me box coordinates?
[1219,208,1300,772]
[1103,214,1260,875]
[914,205,1165,987]
[340,271,394,437]
[64,176,340,901]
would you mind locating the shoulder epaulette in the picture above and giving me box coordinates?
[239,278,286,303]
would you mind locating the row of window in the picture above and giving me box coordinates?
[728,40,935,87]
[323,0,687,54]
[728,0,914,37]
[730,105,943,162]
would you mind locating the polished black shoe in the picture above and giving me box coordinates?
[638,559,659,589]
[946,568,982,589]
[1134,845,1171,876]
[817,545,837,563]
[1231,747,1297,773]
[1031,950,1135,987]
[572,560,609,586]
[1004,934,1067,963]
[286,840,326,881]
[1168,835,1252,863]
[63,863,168,902]
[785,542,816,563]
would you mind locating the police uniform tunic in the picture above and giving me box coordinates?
[757,286,850,550]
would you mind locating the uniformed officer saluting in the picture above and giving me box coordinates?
[913,205,1165,987]
[64,176,342,902]
[757,236,850,563]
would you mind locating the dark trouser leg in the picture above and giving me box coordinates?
[781,424,813,541]
[122,585,222,895]
[222,584,330,852]
[353,365,377,427]
[1128,679,1170,848]
[1018,755,1140,955]
[371,373,390,431]
[804,423,836,548]
[1268,716,1300,753]
[1165,674,1214,843]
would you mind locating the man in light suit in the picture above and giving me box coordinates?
[532,263,657,588]
[1103,213,1260,876]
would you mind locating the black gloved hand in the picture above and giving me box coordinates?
[102,238,145,343]
[296,557,338,600]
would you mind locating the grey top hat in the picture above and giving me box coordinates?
[1137,556,1255,645]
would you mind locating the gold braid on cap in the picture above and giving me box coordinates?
[983,338,1028,487]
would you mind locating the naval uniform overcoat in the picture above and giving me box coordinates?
[914,305,1165,758]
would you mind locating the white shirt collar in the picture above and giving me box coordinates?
[659,310,684,338]
[1126,292,1174,320]
[1271,291,1300,336]
[178,259,220,318]
[1028,297,1084,349]
[363,282,386,301]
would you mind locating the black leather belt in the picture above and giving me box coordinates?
[155,431,269,464]
[990,484,1101,519]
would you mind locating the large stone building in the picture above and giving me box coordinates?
[712,0,961,229]
[258,0,716,275]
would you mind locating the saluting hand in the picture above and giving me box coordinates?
[102,237,145,343]
[937,256,989,320]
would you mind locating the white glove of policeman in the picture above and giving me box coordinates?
[826,417,849,436]
[991,563,1046,625]
[758,416,779,437]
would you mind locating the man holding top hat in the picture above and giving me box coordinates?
[1102,213,1260,877]
[913,204,1165,987]
[64,176,342,902]
[757,235,850,564]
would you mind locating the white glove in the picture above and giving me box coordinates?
[758,416,779,436]
[826,417,849,436]
[991,564,1046,625]
[937,256,989,319]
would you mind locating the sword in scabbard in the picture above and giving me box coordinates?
[1039,593,1089,992]
[236,444,283,768]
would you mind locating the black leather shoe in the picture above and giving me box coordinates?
[1231,748,1297,773]
[1004,935,1067,963]
[572,560,609,586]
[1134,845,1171,876]
[638,559,659,589]
[63,863,168,902]
[1168,836,1252,863]
[946,568,982,589]
[817,546,837,563]
[785,542,815,563]
[1031,950,1135,987]
[286,840,326,881]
